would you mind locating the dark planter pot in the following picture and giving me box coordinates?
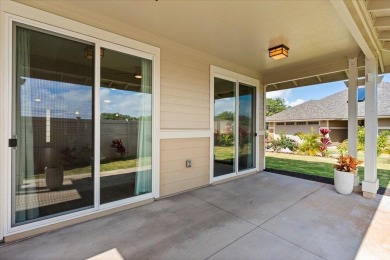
[45,166,64,190]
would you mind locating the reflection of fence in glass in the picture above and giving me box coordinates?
[29,117,143,175]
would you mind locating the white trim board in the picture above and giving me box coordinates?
[160,130,212,139]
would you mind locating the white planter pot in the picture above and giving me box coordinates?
[334,169,354,195]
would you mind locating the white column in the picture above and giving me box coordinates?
[362,58,379,199]
[348,58,358,158]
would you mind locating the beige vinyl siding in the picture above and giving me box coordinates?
[160,138,210,197]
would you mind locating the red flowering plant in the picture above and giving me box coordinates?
[319,128,331,157]
[111,139,126,158]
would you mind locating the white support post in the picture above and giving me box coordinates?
[348,58,359,188]
[362,58,379,199]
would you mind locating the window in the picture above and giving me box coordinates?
[296,122,306,125]
[308,121,319,125]
[276,122,284,125]
[286,122,294,125]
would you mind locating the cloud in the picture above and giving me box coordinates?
[266,89,291,99]
[20,78,152,119]
[266,89,305,107]
[286,98,305,107]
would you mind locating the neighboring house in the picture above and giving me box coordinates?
[267,82,390,143]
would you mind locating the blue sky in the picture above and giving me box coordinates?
[266,73,390,107]
[22,78,151,119]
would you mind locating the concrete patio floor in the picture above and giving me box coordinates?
[0,172,389,260]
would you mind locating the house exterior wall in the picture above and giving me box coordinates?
[274,123,318,136]
[378,118,390,129]
[329,129,348,143]
[160,138,210,197]
[271,120,350,142]
[329,120,348,127]
[0,1,264,239]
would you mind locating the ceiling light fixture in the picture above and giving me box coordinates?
[135,74,142,79]
[268,44,289,60]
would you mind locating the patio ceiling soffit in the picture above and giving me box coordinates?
[265,0,390,92]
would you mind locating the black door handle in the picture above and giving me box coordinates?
[9,138,17,148]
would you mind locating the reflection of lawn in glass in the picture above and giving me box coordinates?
[31,157,152,180]
[214,145,251,161]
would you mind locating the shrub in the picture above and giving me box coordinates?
[337,139,348,156]
[220,133,234,146]
[268,131,297,152]
[298,127,320,156]
[294,132,305,139]
[357,127,390,156]
[377,130,390,156]
[357,126,365,151]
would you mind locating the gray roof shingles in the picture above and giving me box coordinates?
[267,82,390,121]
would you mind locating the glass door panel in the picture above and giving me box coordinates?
[12,25,94,226]
[238,84,256,171]
[213,77,236,177]
[100,48,152,204]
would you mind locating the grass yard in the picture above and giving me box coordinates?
[30,157,151,180]
[266,152,390,189]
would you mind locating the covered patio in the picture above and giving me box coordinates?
[1,172,389,259]
[1,0,390,246]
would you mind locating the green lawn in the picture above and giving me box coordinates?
[30,157,151,180]
[214,145,252,161]
[266,152,390,189]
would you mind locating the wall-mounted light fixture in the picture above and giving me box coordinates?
[84,47,105,60]
[268,44,289,60]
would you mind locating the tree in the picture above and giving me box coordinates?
[101,113,137,121]
[215,111,234,121]
[266,98,289,116]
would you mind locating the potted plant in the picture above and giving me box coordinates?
[333,155,362,195]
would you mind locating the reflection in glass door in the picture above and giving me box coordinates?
[213,78,256,178]
[100,48,152,204]
[213,78,235,177]
[11,23,154,228]
[238,84,256,171]
[12,25,94,225]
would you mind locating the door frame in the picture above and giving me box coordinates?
[0,5,160,238]
[210,66,260,183]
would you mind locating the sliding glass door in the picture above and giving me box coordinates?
[238,84,256,171]
[11,23,154,226]
[213,77,256,178]
[12,25,95,225]
[100,48,152,204]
